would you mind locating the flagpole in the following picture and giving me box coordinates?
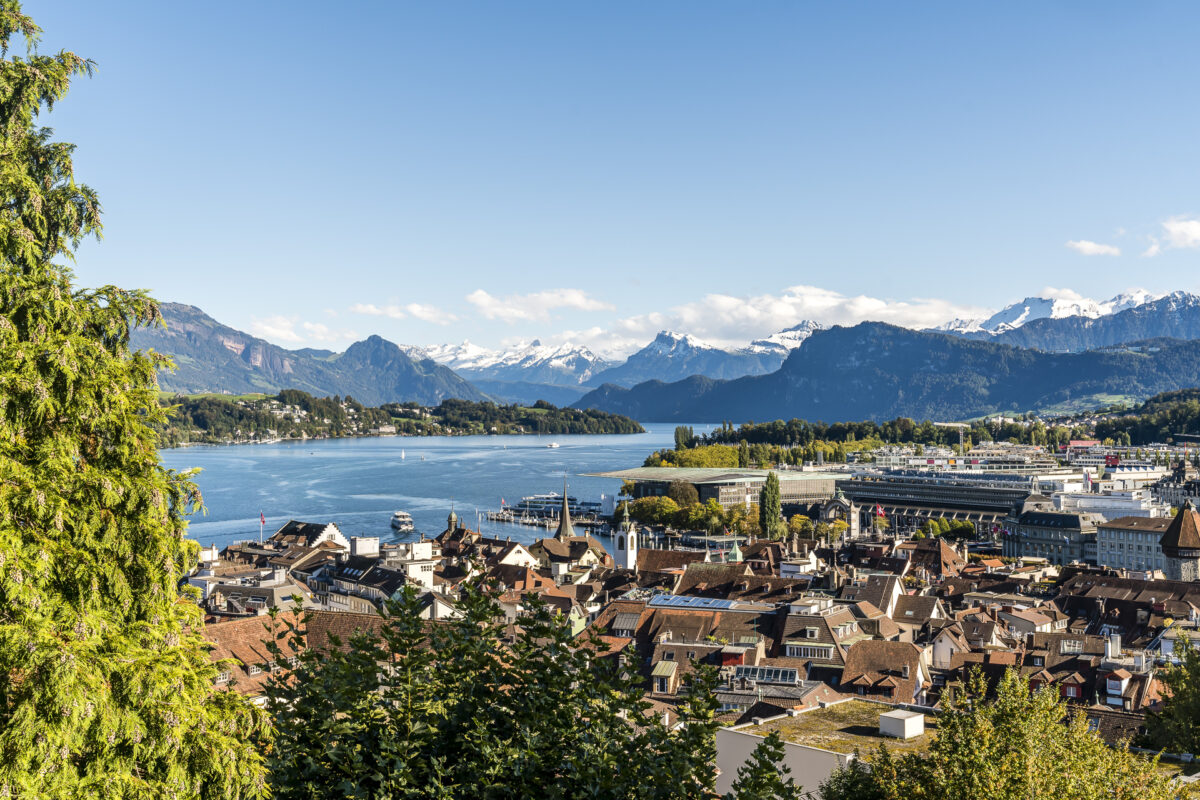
[259,512,263,544]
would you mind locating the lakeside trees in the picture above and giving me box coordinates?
[158,391,644,445]
[0,3,267,795]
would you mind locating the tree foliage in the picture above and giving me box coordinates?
[820,669,1175,800]
[266,584,785,800]
[1144,632,1200,756]
[758,472,783,540]
[0,3,267,796]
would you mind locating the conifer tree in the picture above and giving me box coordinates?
[758,471,783,539]
[0,4,267,796]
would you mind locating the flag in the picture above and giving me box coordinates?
[501,497,506,506]
[260,511,265,525]
[874,503,886,517]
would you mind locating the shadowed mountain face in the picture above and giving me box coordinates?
[575,322,1200,422]
[132,303,488,406]
[589,331,784,388]
[981,292,1200,351]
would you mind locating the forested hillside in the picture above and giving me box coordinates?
[577,322,1200,422]
[158,392,643,445]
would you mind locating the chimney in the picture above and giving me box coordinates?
[1106,633,1122,660]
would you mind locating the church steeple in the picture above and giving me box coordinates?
[555,478,576,541]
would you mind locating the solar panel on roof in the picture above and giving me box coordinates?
[649,594,737,610]
[733,665,799,685]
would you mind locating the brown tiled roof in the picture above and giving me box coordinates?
[1160,500,1200,551]
[891,595,940,625]
[839,640,923,700]
[636,549,707,574]
[303,610,388,654]
[203,613,302,696]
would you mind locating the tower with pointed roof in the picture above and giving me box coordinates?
[554,479,576,542]
[614,500,637,570]
[1160,499,1200,582]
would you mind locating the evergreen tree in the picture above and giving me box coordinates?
[723,731,805,800]
[266,584,784,799]
[758,471,783,540]
[0,4,267,795]
[738,439,750,468]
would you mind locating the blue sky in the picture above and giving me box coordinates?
[32,1,1200,355]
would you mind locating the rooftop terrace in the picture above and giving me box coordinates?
[741,699,936,756]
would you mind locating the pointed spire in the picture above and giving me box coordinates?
[729,537,743,564]
[555,478,576,541]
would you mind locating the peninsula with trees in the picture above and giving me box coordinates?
[157,391,644,446]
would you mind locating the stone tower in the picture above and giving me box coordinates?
[1160,499,1200,582]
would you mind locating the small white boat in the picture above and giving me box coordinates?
[390,511,415,532]
[401,449,406,460]
[546,442,560,448]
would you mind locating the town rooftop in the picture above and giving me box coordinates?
[740,699,936,756]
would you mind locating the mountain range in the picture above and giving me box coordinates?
[132,303,487,406]
[574,323,1200,422]
[135,288,1200,421]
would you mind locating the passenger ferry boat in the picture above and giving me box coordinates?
[390,510,415,532]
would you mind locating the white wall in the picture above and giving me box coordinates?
[715,727,852,796]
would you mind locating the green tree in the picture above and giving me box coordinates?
[738,439,751,468]
[821,669,1174,800]
[1144,633,1200,756]
[724,731,805,800]
[267,584,786,800]
[0,4,267,796]
[667,479,700,508]
[758,471,784,539]
[787,514,813,536]
[630,496,681,526]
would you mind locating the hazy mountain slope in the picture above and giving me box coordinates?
[987,292,1200,351]
[575,323,1200,422]
[589,331,784,387]
[133,303,488,405]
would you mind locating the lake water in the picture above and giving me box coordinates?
[161,423,713,550]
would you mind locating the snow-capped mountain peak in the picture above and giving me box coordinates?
[940,289,1165,335]
[745,320,822,354]
[647,330,716,354]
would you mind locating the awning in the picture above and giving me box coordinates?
[651,660,677,678]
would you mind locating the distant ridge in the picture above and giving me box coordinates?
[132,303,488,406]
[574,322,1200,422]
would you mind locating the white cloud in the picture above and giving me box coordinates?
[251,315,303,343]
[541,285,992,356]
[1066,240,1120,256]
[466,288,614,323]
[251,315,357,346]
[1142,241,1162,258]
[350,302,405,319]
[404,303,455,324]
[349,302,455,324]
[1162,216,1200,249]
[302,322,358,343]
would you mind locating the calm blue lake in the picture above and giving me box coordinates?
[161,423,713,550]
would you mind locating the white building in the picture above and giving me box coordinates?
[1094,516,1172,573]
[1054,489,1169,522]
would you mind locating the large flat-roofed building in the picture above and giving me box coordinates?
[588,467,844,511]
[839,470,1083,535]
[1094,516,1172,574]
